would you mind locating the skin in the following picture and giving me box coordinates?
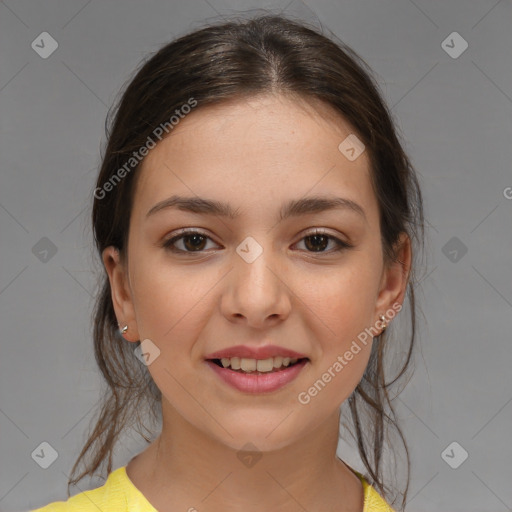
[103,93,411,512]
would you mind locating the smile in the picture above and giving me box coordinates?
[206,357,309,393]
[214,356,305,373]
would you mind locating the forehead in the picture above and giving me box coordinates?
[132,93,377,223]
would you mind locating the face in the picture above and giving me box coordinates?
[104,93,410,452]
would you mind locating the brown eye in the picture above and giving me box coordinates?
[296,229,352,254]
[163,228,351,255]
[304,233,330,252]
[181,233,208,251]
[163,230,218,253]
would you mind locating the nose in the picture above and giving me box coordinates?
[220,245,292,329]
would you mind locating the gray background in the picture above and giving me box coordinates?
[1,1,511,511]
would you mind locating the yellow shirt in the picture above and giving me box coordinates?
[31,466,395,511]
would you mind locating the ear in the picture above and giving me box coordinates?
[102,246,140,342]
[374,232,412,325]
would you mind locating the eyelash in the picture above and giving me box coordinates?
[162,228,352,255]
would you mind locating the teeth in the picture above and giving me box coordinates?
[217,356,301,373]
[240,358,257,372]
[256,358,274,372]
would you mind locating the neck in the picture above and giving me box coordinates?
[127,400,363,512]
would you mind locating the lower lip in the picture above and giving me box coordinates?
[205,360,308,393]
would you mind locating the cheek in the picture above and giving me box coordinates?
[300,258,378,395]
[129,255,215,346]
[308,346,372,411]
[129,262,213,401]
[308,262,379,341]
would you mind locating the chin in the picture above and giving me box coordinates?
[203,413,315,453]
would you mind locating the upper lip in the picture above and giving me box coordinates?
[205,344,308,360]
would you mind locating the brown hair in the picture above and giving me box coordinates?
[70,13,425,510]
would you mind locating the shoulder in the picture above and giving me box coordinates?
[353,471,396,512]
[31,466,393,512]
[30,466,156,512]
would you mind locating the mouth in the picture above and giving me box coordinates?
[208,356,309,374]
[204,344,310,393]
[205,356,310,393]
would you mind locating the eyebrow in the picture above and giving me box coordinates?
[146,194,367,222]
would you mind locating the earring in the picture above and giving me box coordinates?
[119,324,128,334]
[379,315,387,334]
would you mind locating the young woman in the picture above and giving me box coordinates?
[32,13,424,512]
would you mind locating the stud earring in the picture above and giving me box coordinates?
[119,324,128,334]
[379,315,387,334]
